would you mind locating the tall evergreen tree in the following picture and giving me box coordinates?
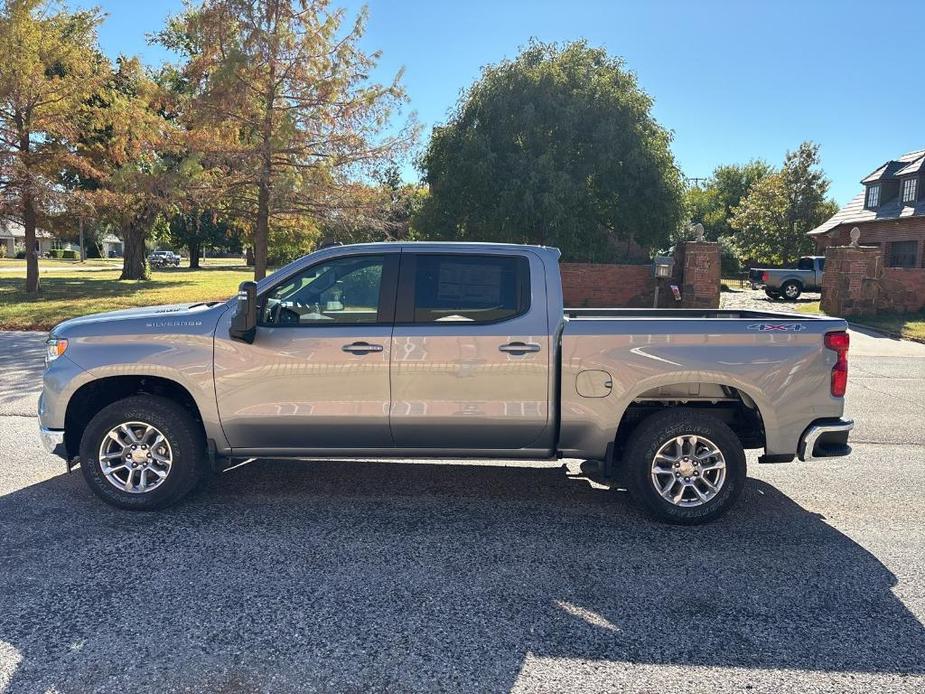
[0,0,105,292]
[157,0,416,280]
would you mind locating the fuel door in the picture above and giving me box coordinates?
[576,370,613,398]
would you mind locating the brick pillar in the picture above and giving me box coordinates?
[672,241,721,309]
[820,246,882,316]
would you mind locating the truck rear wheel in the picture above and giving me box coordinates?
[78,395,205,510]
[622,410,746,525]
[780,280,802,301]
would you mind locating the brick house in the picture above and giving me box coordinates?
[808,149,925,267]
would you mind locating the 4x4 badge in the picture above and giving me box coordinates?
[746,323,806,332]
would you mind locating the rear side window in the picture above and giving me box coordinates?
[408,254,530,323]
[797,257,814,270]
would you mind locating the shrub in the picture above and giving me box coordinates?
[718,236,743,277]
[61,249,78,259]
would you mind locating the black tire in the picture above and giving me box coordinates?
[764,289,780,299]
[622,409,747,525]
[78,395,205,510]
[780,280,802,301]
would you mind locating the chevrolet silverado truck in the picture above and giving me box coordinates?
[749,256,825,301]
[38,242,853,524]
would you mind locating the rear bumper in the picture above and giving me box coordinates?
[38,425,67,459]
[798,418,854,461]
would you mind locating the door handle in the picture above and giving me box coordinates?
[499,341,541,355]
[342,341,384,354]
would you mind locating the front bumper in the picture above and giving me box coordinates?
[798,418,854,461]
[38,425,67,459]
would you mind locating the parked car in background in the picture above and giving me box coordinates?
[39,242,853,525]
[749,256,825,301]
[148,250,181,268]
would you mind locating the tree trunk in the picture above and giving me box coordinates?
[254,47,276,282]
[254,182,270,280]
[19,121,39,294]
[189,240,201,269]
[120,225,150,280]
[23,188,39,294]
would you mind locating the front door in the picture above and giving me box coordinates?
[214,252,398,451]
[389,251,551,450]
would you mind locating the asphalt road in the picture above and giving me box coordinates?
[1,330,924,693]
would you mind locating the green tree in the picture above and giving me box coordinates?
[730,142,838,265]
[168,208,238,268]
[417,40,684,262]
[157,0,416,281]
[685,160,772,241]
[0,0,105,292]
[83,57,202,280]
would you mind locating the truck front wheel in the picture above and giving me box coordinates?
[623,410,746,525]
[78,395,205,510]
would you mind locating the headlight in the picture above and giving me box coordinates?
[45,337,68,365]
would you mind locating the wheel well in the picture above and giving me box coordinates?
[610,385,765,464]
[64,376,205,458]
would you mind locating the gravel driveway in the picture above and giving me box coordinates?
[1,330,924,693]
[720,284,821,312]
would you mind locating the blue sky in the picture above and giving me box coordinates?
[77,0,925,205]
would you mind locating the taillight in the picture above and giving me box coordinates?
[761,271,769,282]
[824,330,849,397]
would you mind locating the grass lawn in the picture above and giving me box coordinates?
[0,266,253,331]
[796,301,925,342]
[844,310,925,342]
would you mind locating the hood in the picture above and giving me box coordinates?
[52,301,233,337]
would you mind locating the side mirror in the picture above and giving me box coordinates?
[229,280,257,343]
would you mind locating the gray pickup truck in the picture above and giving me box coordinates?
[749,256,825,301]
[38,242,853,524]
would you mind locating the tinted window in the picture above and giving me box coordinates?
[797,257,814,270]
[262,255,384,325]
[888,240,918,269]
[411,255,529,323]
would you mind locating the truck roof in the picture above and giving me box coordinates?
[258,241,563,291]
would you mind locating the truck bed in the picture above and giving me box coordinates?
[557,307,847,461]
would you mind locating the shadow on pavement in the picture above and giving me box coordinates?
[1,460,923,691]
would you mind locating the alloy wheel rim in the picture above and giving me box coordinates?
[785,285,799,298]
[98,421,173,494]
[650,434,726,507]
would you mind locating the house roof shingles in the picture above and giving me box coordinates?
[0,220,53,239]
[809,149,925,236]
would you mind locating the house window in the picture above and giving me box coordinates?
[902,177,918,204]
[866,184,880,208]
[888,240,918,268]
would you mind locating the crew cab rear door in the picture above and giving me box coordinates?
[389,250,551,450]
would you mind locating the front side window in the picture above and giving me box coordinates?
[902,177,918,204]
[888,240,917,268]
[866,184,880,208]
[261,255,385,325]
[410,254,529,323]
